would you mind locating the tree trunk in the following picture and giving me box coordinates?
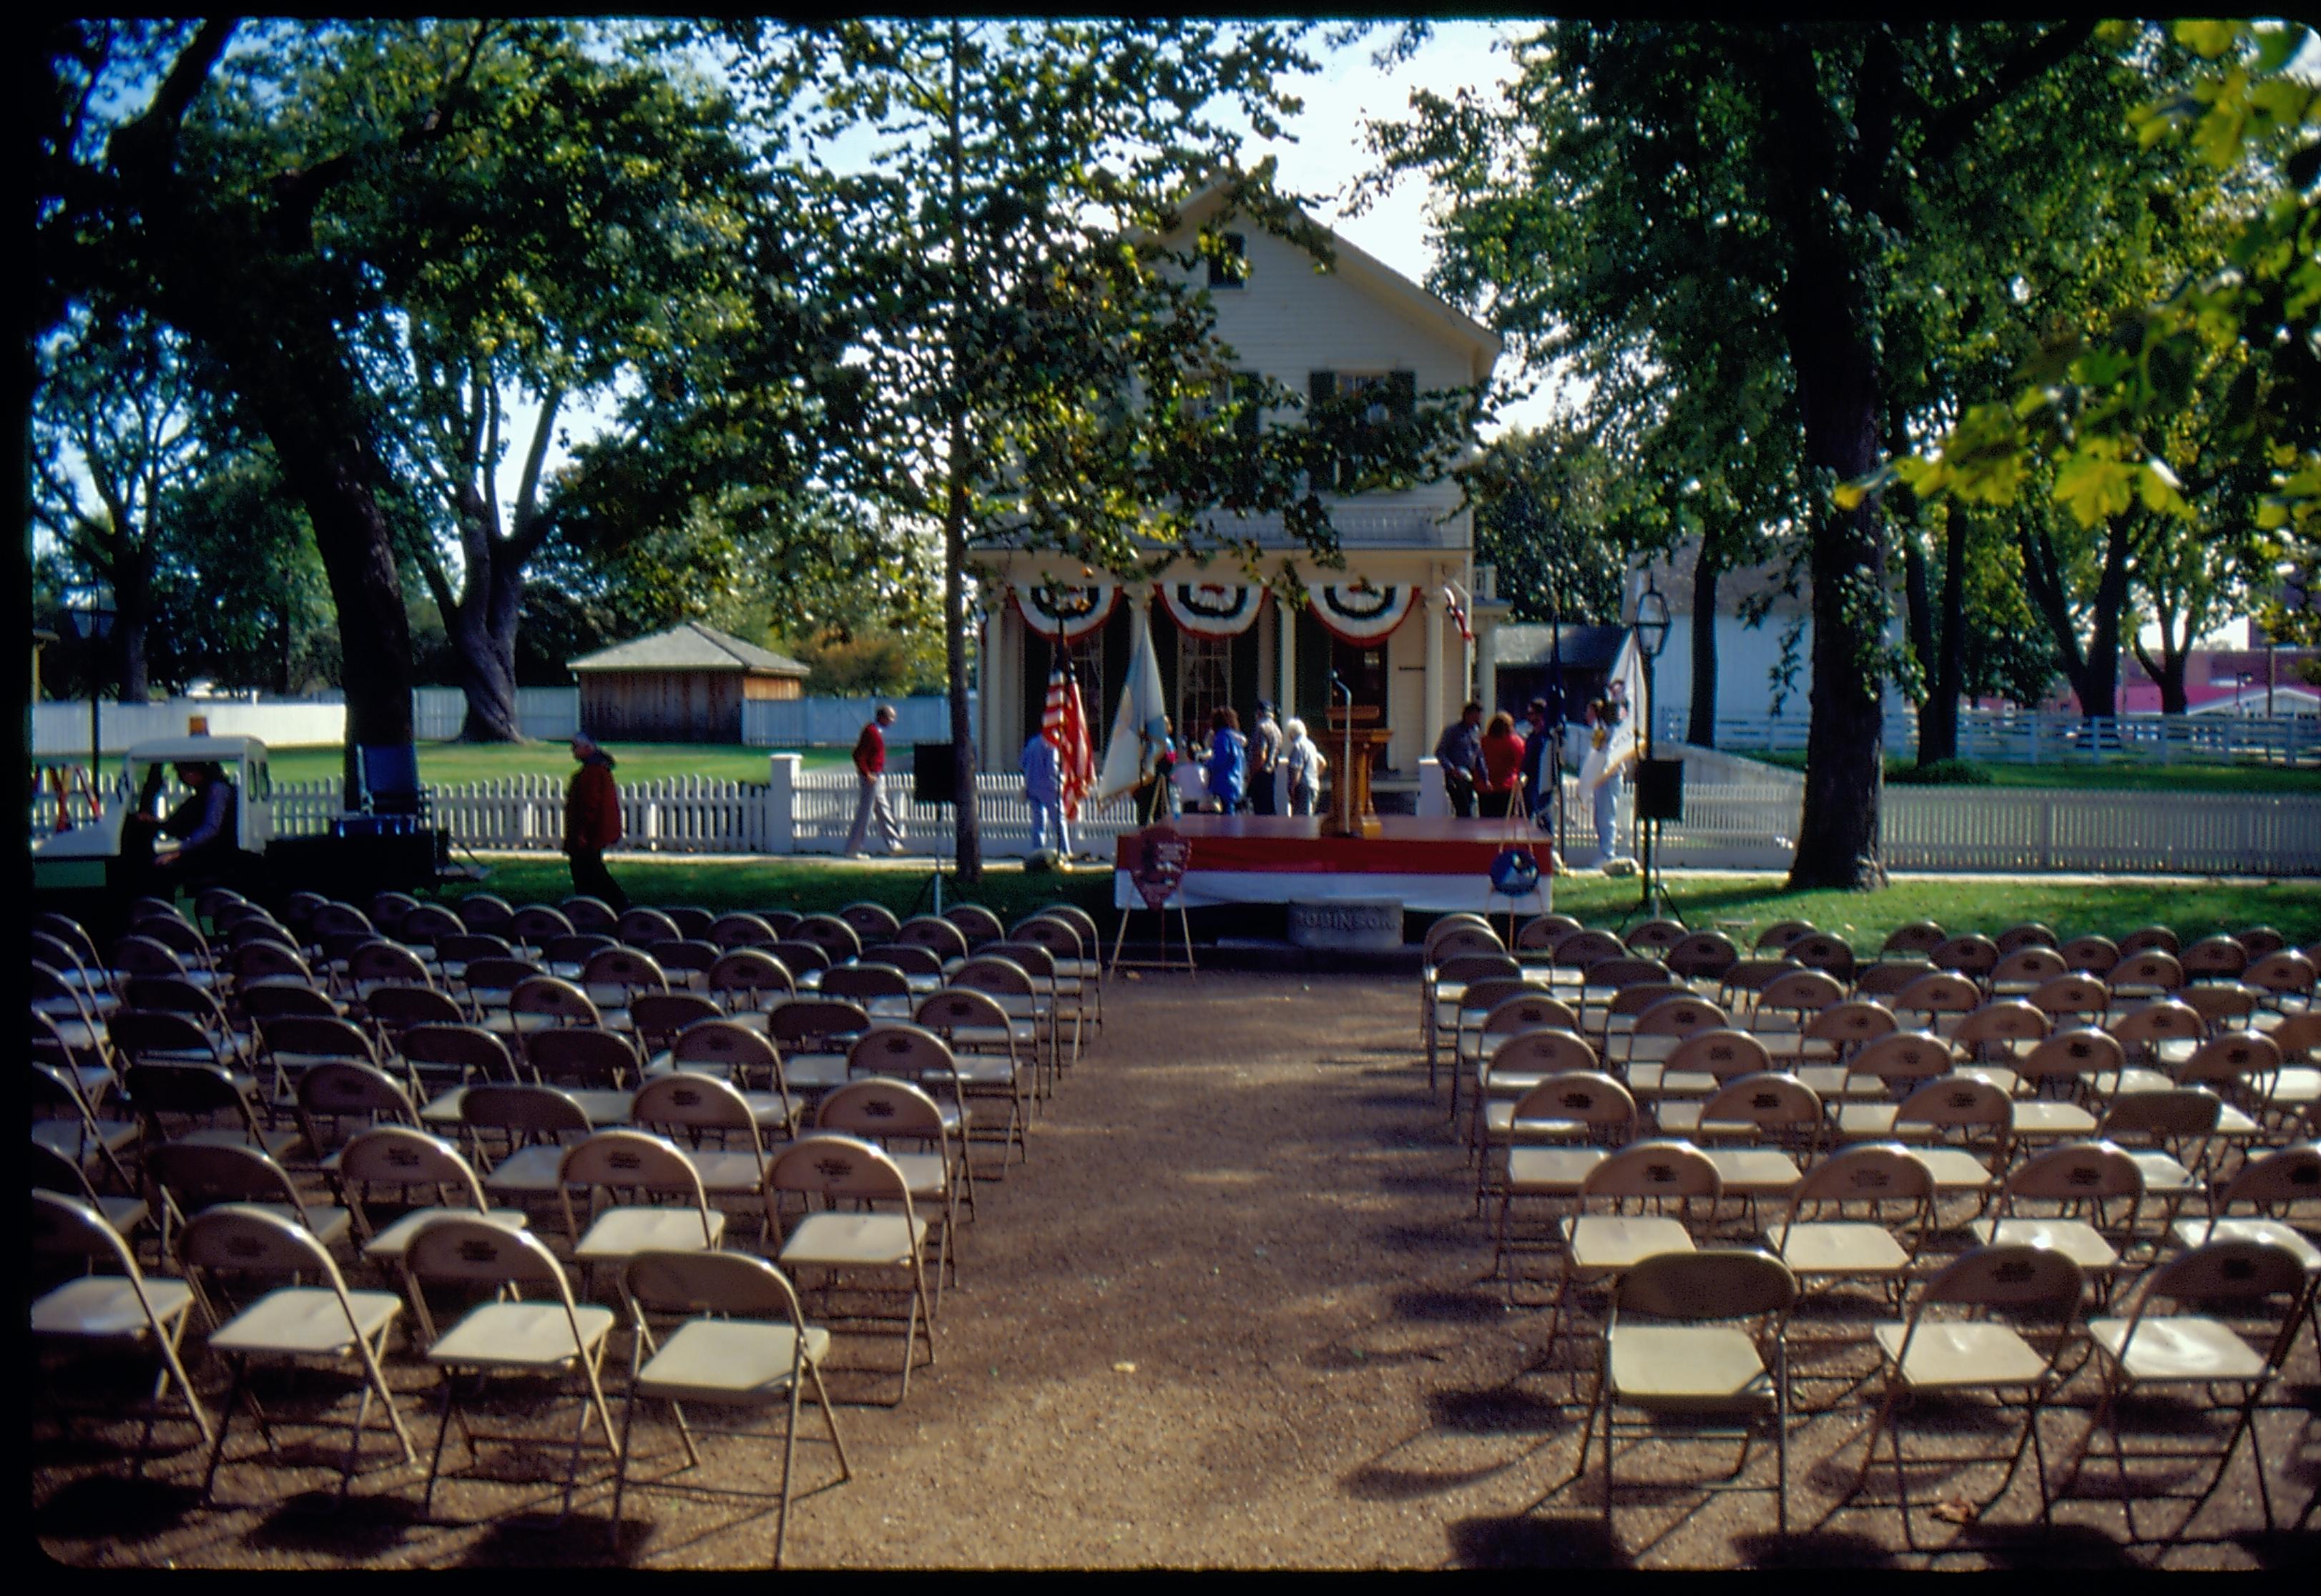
[1920,511,1968,764]
[945,420,982,885]
[112,554,154,704]
[2076,516,2134,720]
[450,550,526,743]
[1687,538,1721,747]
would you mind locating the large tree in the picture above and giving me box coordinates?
[730,20,1476,882]
[1370,21,2146,887]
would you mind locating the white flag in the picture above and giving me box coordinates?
[1579,631,1644,792]
[1097,593,1173,804]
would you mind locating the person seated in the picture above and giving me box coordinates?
[137,761,244,890]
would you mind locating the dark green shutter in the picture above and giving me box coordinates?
[1233,371,1261,440]
[1388,369,1416,418]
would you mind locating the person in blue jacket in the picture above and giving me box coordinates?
[1021,729,1070,858]
[1204,706,1247,814]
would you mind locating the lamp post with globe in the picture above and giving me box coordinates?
[1628,576,1676,923]
[62,585,116,823]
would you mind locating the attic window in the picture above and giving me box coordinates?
[1207,232,1247,289]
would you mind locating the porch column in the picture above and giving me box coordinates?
[1278,591,1297,716]
[976,604,996,768]
[1423,582,1446,752]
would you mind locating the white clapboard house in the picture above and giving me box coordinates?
[971,183,1505,805]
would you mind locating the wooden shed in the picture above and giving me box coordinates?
[568,622,808,743]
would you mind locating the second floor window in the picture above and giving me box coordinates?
[1308,368,1418,491]
[1207,232,1248,289]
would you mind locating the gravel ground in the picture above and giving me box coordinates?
[34,968,2321,1569]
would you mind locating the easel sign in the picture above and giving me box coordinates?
[1109,825,1197,977]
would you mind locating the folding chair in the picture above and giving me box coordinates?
[31,1135,149,1241]
[1848,1243,2085,1549]
[177,1203,416,1502]
[893,915,970,965]
[838,900,903,942]
[1540,1140,1722,1367]
[768,999,873,1098]
[1611,994,1730,1083]
[1473,1030,1609,1203]
[617,907,684,948]
[793,913,863,964]
[579,947,669,1035]
[763,1135,936,1406]
[1011,913,1101,1035]
[1989,945,2068,999]
[818,1075,966,1304]
[913,988,1030,1168]
[1428,952,1523,1092]
[400,1213,619,1517]
[1576,1248,1797,1538]
[145,1138,353,1253]
[657,1018,798,1134]
[707,912,782,951]
[645,939,722,995]
[1665,930,1739,987]
[31,1189,214,1459]
[1995,921,2060,956]
[769,941,833,985]
[1661,1073,1822,1227]
[561,896,620,935]
[333,1124,528,1291]
[2067,1238,2310,1537]
[294,1059,423,1169]
[509,903,575,958]
[2181,934,2249,982]
[820,963,918,1023]
[630,1071,782,1230]
[1881,921,1948,958]
[124,1058,301,1162]
[941,903,1005,950]
[544,933,619,981]
[633,991,725,1066]
[2170,1146,2321,1359]
[557,1130,726,1290]
[1970,1141,2145,1286]
[523,1026,642,1125]
[706,948,796,1019]
[345,939,434,1005]
[1929,934,1999,985]
[461,1081,599,1212]
[1754,920,1819,954]
[1460,990,1584,1131]
[612,1249,852,1567]
[1766,1143,1936,1314]
[2058,933,2121,976]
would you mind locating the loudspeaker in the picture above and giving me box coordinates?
[913,742,959,805]
[1636,758,1684,822]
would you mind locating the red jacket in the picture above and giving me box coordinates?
[565,759,622,852]
[1478,730,1525,793]
[854,720,887,777]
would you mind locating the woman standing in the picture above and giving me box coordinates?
[1204,706,1247,814]
[1476,711,1524,820]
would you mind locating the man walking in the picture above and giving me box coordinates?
[563,734,629,910]
[1022,727,1071,859]
[1434,701,1485,819]
[1249,699,1282,816]
[846,703,906,857]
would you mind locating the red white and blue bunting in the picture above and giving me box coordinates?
[1157,581,1266,638]
[1012,581,1119,644]
[1309,581,1418,645]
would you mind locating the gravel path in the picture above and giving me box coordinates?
[34,969,2320,1568]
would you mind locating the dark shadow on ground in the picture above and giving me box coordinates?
[1426,1384,1574,1436]
[34,1475,202,1541]
[1934,1522,2141,1569]
[1446,1513,1632,1569]
[246,1489,429,1557]
[460,1510,629,1567]
[1733,1528,1899,1568]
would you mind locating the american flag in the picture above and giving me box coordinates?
[1042,646,1097,819]
[1443,583,1473,644]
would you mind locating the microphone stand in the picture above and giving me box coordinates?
[1330,672,1353,832]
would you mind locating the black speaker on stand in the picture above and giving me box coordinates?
[908,742,960,913]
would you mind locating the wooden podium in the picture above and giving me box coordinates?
[1323,709,1390,839]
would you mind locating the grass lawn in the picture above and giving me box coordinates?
[1748,750,2320,793]
[438,855,2321,948]
[266,742,854,786]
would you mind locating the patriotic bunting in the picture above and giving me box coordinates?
[1308,581,1418,645]
[1157,581,1265,638]
[1012,581,1119,643]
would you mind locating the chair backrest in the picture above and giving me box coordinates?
[1458,977,1537,1018]
[544,932,619,968]
[820,963,915,1004]
[2179,935,2248,980]
[230,917,303,954]
[228,940,320,989]
[112,928,192,978]
[767,998,872,1050]
[1426,913,1496,957]
[2096,1087,2224,1141]
[1803,998,1900,1050]
[838,901,903,940]
[766,1132,914,1207]
[133,917,215,967]
[369,891,421,937]
[793,914,863,961]
[461,956,547,998]
[617,907,683,947]
[261,1012,379,1063]
[456,893,517,934]
[913,988,1013,1038]
[660,907,712,941]
[1478,990,1582,1038]
[707,912,781,950]
[1586,957,1677,992]
[2179,982,2259,1028]
[1514,914,1581,955]
[337,1125,490,1208]
[1995,921,2060,955]
[2056,934,2120,975]
[1437,952,1523,986]
[1664,930,1739,980]
[1694,1073,1822,1136]
[461,1081,594,1138]
[1661,1028,1775,1082]
[670,1018,785,1081]
[953,956,1035,998]
[561,895,619,935]
[1930,935,1998,977]
[1039,905,1100,948]
[847,1022,963,1088]
[1580,1139,1722,1203]
[2116,924,2181,958]
[1622,918,1687,957]
[509,974,603,1028]
[1890,1074,2013,1135]
[32,1188,156,1291]
[147,1138,306,1219]
[1616,1248,1795,1321]
[1846,1029,1958,1088]
[111,1009,230,1068]
[2269,1010,2321,1061]
[753,908,805,937]
[239,982,340,1023]
[624,1247,807,1326]
[401,1022,522,1084]
[982,941,1057,980]
[631,991,725,1053]
[1787,1141,1935,1208]
[1850,960,1931,1000]
[526,1025,640,1090]
[2213,1144,2321,1213]
[864,942,945,980]
[2246,950,2317,1001]
[1755,968,1845,1018]
[559,1130,710,1216]
[1913,1242,2084,1314]
[509,904,575,947]
[1786,934,1857,980]
[310,901,377,942]
[894,915,970,961]
[1628,993,1729,1037]
[1754,920,1817,952]
[1991,947,2068,989]
[1892,972,1982,1017]
[365,984,467,1036]
[580,946,669,1000]
[1491,1030,1605,1083]
[631,1070,761,1147]
[943,904,1007,947]
[1880,920,1948,957]
[2109,997,2202,1050]
[818,1075,948,1145]
[1953,999,2050,1053]
[2176,1030,2282,1090]
[769,940,834,977]
[2001,1140,2144,1206]
[2112,950,2187,994]
[707,949,795,1009]
[180,1203,355,1296]
[2014,1027,2124,1090]
[400,902,465,947]
[2233,925,2285,957]
[644,940,720,980]
[2117,1240,2307,1354]
[403,1210,578,1296]
[1549,929,1625,971]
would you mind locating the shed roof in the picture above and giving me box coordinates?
[568,622,808,676]
[1491,623,1630,671]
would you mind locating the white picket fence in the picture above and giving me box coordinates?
[1688,707,2321,767]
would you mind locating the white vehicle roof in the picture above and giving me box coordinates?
[124,736,270,764]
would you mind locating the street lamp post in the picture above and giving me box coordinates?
[1629,576,1673,921]
[63,585,116,822]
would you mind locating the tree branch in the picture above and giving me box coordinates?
[1913,22,2096,175]
[509,384,564,560]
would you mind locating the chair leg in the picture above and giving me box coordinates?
[200,1361,246,1504]
[423,1378,459,1517]
[609,1390,640,1549]
[774,1381,800,1569]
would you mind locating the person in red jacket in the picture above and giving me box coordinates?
[845,704,906,857]
[564,734,629,910]
[1476,711,1525,820]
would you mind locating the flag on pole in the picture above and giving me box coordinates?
[1442,583,1473,644]
[1041,643,1097,820]
[1579,631,1644,794]
[1098,595,1172,804]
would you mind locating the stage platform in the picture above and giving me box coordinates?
[1113,815,1554,915]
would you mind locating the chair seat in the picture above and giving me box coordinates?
[1970,1216,2119,1270]
[1873,1319,2051,1389]
[2169,1218,2321,1271]
[170,1123,308,1161]
[2247,1066,2321,1106]
[1483,1103,1589,1138]
[33,1274,196,1339]
[33,1117,141,1161]
[1775,1221,1911,1275]
[1699,1148,1801,1198]
[1910,1148,1995,1193]
[1503,1146,1607,1194]
[362,1206,529,1261]
[678,1149,770,1196]
[1561,1215,1697,1271]
[1954,1066,2021,1095]
[777,1210,928,1270]
[209,1286,403,1356]
[2008,1100,2099,1138]
[1608,1323,1775,1412]
[634,1318,833,1404]
[428,1300,617,1370]
[481,1144,577,1196]
[2088,1068,2175,1097]
[2087,1314,2270,1382]
[781,1055,850,1092]
[887,1151,951,1201]
[572,1206,725,1262]
[206,1202,353,1251]
[1792,1066,1885,1100]
[91,1194,152,1233]
[2124,1151,2199,1194]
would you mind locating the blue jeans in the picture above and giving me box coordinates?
[1030,796,1071,856]
[1593,777,1620,857]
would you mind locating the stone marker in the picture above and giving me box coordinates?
[1286,898,1403,952]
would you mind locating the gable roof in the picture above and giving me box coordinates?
[568,621,808,676]
[1171,180,1503,381]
